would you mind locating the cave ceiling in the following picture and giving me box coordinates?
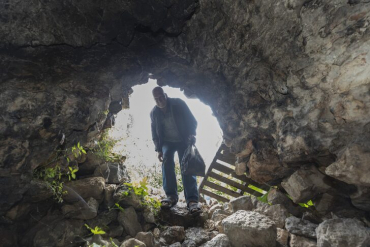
[1,0,370,217]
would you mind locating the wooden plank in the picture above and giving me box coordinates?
[215,155,236,165]
[208,171,263,197]
[204,180,241,198]
[212,162,270,191]
[200,188,229,202]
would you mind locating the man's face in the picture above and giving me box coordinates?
[153,90,167,108]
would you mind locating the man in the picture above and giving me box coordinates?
[150,86,201,214]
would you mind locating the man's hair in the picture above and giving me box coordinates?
[152,86,164,95]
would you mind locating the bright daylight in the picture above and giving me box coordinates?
[107,79,223,198]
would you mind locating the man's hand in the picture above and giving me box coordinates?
[158,152,163,162]
[188,135,196,145]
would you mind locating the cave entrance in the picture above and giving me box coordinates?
[107,79,223,197]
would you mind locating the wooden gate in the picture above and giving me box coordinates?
[199,144,270,202]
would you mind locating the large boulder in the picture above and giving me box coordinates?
[78,152,105,175]
[135,232,155,247]
[229,195,258,212]
[276,228,289,247]
[211,209,230,222]
[285,216,317,239]
[350,186,370,212]
[326,144,370,187]
[94,162,130,184]
[201,234,230,247]
[222,210,277,247]
[316,218,370,247]
[63,177,105,202]
[158,203,206,228]
[255,204,289,229]
[160,226,185,245]
[118,207,142,237]
[208,204,223,218]
[267,188,304,217]
[281,166,331,203]
[61,197,99,220]
[32,217,87,247]
[120,238,146,247]
[184,227,210,246]
[290,234,316,247]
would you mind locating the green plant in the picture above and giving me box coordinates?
[85,224,106,235]
[123,177,149,197]
[110,238,119,247]
[299,200,314,208]
[71,142,87,158]
[93,131,121,162]
[122,178,161,216]
[67,166,79,180]
[109,203,125,212]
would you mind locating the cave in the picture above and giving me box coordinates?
[1,0,370,246]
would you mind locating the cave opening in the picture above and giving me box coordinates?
[106,79,223,198]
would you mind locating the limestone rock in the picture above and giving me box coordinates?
[143,209,156,224]
[5,203,31,221]
[118,207,142,237]
[277,228,289,247]
[255,204,289,229]
[86,210,118,230]
[267,188,303,217]
[290,234,316,247]
[108,225,124,238]
[94,162,130,184]
[33,218,86,247]
[63,177,105,202]
[350,186,370,212]
[248,147,290,184]
[285,216,317,239]
[78,152,105,175]
[23,180,53,202]
[229,195,256,212]
[169,243,182,247]
[313,193,354,216]
[281,166,331,203]
[208,204,222,218]
[135,232,155,247]
[61,197,99,220]
[120,238,146,247]
[326,144,370,187]
[201,234,230,247]
[158,203,206,228]
[113,185,143,209]
[222,210,277,247]
[104,184,117,208]
[316,218,370,247]
[211,209,229,222]
[160,226,185,245]
[235,161,247,176]
[184,227,210,246]
[182,239,197,247]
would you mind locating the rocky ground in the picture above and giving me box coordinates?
[4,147,369,247]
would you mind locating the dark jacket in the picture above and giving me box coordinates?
[150,97,197,152]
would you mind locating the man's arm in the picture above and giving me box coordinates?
[150,109,160,152]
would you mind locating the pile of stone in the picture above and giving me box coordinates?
[203,192,370,247]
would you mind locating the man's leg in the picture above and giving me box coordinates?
[162,142,178,202]
[177,142,199,205]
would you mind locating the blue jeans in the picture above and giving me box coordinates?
[162,141,199,204]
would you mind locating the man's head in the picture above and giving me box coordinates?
[152,86,167,108]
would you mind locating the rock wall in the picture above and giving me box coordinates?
[158,0,370,217]
[1,0,370,245]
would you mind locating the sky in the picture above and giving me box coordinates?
[108,79,223,182]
